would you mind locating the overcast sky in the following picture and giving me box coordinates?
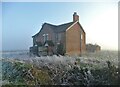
[1,1,118,51]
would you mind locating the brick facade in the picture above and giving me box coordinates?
[66,22,86,55]
[35,23,56,45]
[31,12,86,56]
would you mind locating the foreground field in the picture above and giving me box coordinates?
[1,50,119,86]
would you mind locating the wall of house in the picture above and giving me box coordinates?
[81,31,86,53]
[61,32,66,50]
[58,32,66,45]
[66,23,80,55]
[66,22,86,56]
[35,24,56,44]
[33,37,37,46]
[54,32,66,53]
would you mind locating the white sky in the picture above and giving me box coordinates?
[74,1,118,51]
[85,4,118,50]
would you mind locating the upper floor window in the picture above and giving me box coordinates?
[81,34,83,40]
[43,34,49,42]
[46,34,48,40]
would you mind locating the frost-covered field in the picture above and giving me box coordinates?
[2,50,118,69]
[1,50,119,86]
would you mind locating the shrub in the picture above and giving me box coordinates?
[57,43,65,55]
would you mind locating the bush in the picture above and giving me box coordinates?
[2,60,52,85]
[57,43,65,55]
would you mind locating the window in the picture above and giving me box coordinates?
[46,34,49,40]
[81,34,83,40]
[43,34,46,42]
[43,34,49,42]
[58,33,61,41]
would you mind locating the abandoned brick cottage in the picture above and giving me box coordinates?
[30,12,100,56]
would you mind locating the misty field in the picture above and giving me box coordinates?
[1,50,119,86]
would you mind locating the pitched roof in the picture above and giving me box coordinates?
[32,21,84,37]
[55,22,74,32]
[32,23,56,37]
[32,22,74,37]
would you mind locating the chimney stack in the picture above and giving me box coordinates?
[73,12,79,22]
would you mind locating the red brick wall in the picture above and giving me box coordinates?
[35,24,55,44]
[66,22,86,55]
[66,23,86,55]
